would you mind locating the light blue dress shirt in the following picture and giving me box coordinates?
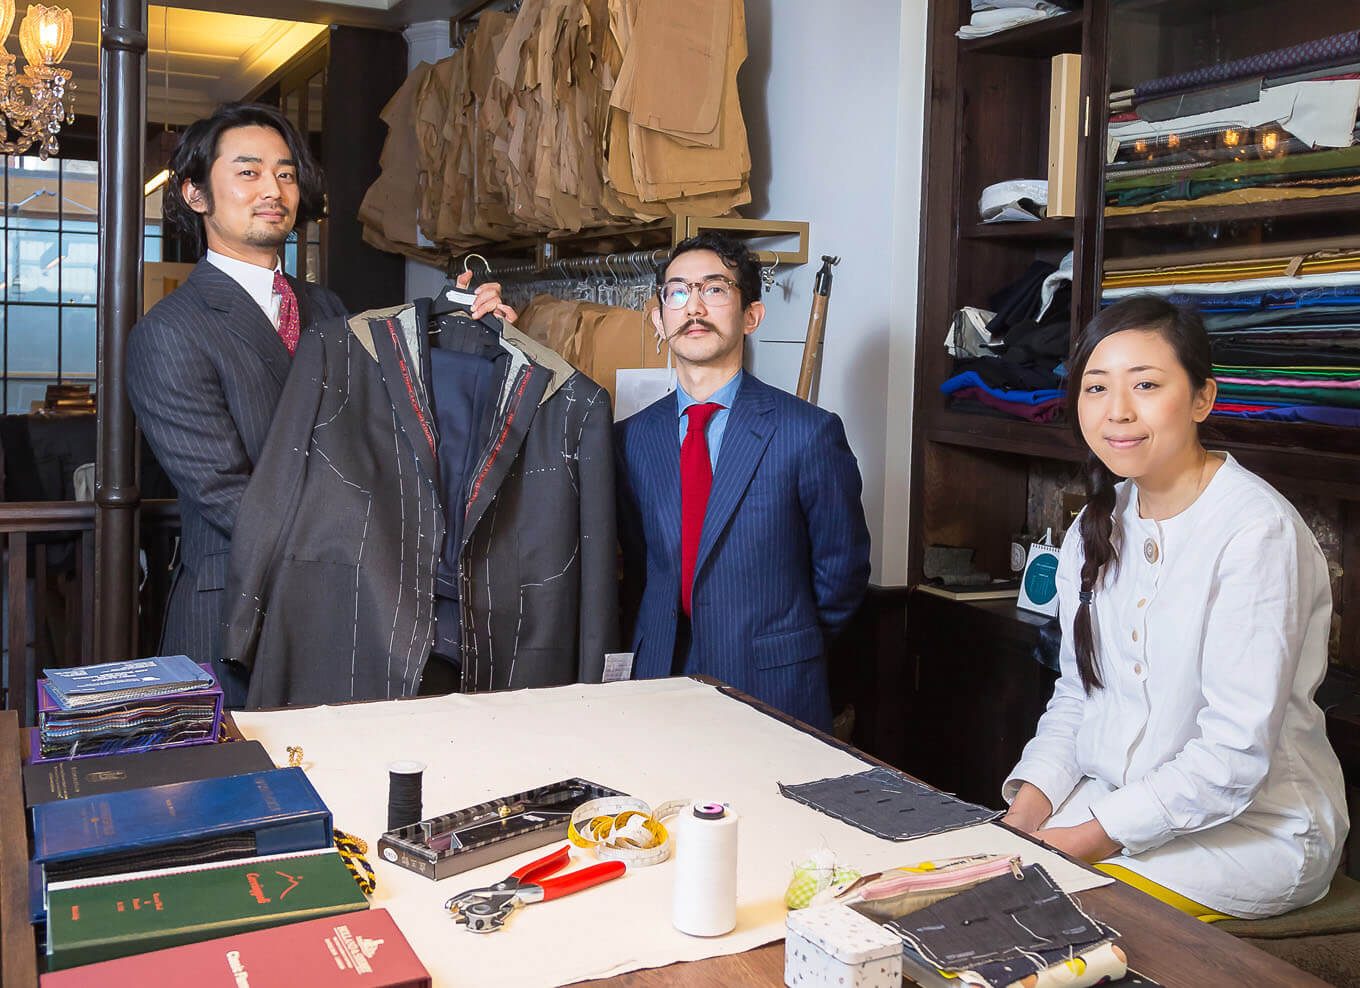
[676,371,743,471]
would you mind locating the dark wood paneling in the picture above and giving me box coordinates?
[826,587,911,770]
[904,590,1056,806]
[923,442,1028,581]
[0,712,36,988]
[321,26,408,314]
[1344,502,1360,675]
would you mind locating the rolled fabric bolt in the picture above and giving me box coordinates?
[1011,943,1128,988]
[673,800,739,936]
[387,760,425,832]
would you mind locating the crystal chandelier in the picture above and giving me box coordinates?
[0,3,74,159]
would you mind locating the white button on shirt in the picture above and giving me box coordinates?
[1005,454,1348,918]
[206,249,284,329]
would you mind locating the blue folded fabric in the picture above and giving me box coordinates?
[1163,285,1360,312]
[940,371,1063,405]
[1103,285,1360,312]
[1211,405,1360,425]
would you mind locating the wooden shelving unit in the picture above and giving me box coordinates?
[910,0,1360,668]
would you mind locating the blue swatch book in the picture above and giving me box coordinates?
[42,655,215,711]
[32,768,333,894]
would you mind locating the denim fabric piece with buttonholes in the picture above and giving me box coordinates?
[888,864,1115,973]
[776,765,1002,841]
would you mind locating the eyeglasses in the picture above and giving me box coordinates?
[658,276,738,310]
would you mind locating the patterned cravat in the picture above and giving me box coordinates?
[272,269,300,355]
[680,401,723,617]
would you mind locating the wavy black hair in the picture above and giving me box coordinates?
[1067,294,1213,694]
[657,231,762,308]
[162,101,328,256]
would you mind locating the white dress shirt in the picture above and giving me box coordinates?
[1005,453,1348,917]
[206,249,283,329]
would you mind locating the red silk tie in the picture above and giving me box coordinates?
[272,269,300,355]
[680,402,723,617]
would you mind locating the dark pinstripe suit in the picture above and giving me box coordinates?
[615,373,871,730]
[126,260,347,680]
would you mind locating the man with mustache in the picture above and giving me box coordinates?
[614,233,870,730]
[126,103,504,704]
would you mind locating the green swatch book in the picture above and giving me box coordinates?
[46,847,368,971]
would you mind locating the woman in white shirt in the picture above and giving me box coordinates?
[1002,294,1348,920]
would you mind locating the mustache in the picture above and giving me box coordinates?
[665,318,717,340]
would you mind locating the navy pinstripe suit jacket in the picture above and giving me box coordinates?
[126,259,347,674]
[615,372,871,731]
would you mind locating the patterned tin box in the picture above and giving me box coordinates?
[785,903,903,988]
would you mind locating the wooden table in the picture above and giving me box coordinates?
[0,697,1328,988]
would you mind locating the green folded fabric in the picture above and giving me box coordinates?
[1107,168,1360,207]
[1214,366,1360,379]
[1215,382,1360,406]
[1106,144,1360,191]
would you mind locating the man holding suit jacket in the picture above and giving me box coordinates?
[126,102,504,703]
[615,233,871,731]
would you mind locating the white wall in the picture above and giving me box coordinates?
[403,22,455,302]
[739,0,927,586]
[401,6,930,585]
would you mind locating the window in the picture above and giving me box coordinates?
[0,156,162,412]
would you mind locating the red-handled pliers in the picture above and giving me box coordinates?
[444,845,626,933]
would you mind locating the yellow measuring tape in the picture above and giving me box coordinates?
[567,797,690,867]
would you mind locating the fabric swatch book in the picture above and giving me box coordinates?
[32,767,332,890]
[40,907,427,987]
[23,739,274,808]
[44,848,369,972]
[35,661,223,761]
[42,655,215,709]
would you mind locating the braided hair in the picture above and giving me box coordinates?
[1066,295,1213,694]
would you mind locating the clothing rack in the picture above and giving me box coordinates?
[453,216,809,280]
[482,248,670,281]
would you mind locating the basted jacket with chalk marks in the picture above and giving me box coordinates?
[222,300,617,708]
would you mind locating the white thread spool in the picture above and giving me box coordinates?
[672,800,739,936]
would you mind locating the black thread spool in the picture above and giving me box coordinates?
[387,760,425,832]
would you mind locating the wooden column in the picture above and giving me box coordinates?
[94,0,146,662]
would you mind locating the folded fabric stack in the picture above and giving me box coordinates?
[1105,30,1360,215]
[941,256,1071,422]
[1103,260,1360,426]
[955,0,1077,41]
[36,656,223,760]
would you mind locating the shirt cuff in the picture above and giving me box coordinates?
[1088,781,1173,856]
[1002,757,1080,815]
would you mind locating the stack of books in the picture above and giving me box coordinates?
[43,848,373,972]
[40,907,429,986]
[35,656,223,762]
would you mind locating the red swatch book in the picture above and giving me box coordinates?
[40,907,429,987]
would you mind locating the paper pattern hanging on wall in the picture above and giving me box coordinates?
[359,0,752,260]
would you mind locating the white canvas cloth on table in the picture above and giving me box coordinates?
[233,678,1110,988]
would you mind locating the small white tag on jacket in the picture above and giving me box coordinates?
[602,652,635,682]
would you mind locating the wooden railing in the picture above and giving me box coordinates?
[0,500,179,726]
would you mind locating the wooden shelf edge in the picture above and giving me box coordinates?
[920,408,1360,488]
[923,410,1081,461]
[964,217,1075,241]
[958,10,1084,57]
[1104,191,1360,231]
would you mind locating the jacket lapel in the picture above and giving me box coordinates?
[695,377,775,578]
[190,260,292,387]
[647,397,684,572]
[368,306,440,490]
[292,274,320,332]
